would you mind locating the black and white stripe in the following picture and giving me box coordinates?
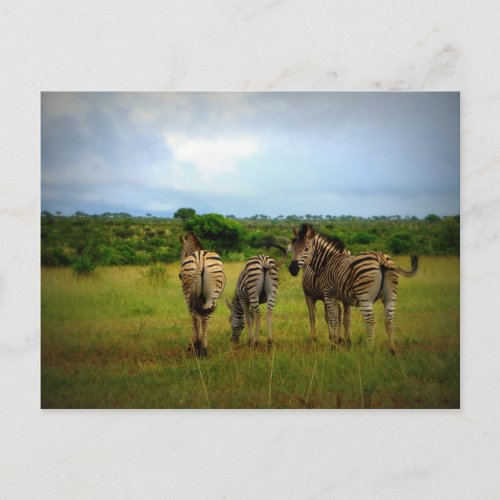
[302,260,351,344]
[226,249,285,345]
[289,224,418,353]
[179,232,226,356]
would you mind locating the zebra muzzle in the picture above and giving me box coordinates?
[289,260,300,276]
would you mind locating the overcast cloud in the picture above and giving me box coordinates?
[41,92,459,218]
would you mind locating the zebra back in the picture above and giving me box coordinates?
[227,255,280,342]
[236,255,278,305]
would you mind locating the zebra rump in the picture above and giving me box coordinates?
[188,256,222,315]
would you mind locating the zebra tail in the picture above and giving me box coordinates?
[395,254,419,277]
[190,262,214,316]
[269,244,287,268]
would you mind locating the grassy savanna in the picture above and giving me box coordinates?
[41,256,459,409]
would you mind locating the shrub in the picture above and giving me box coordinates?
[174,207,196,220]
[41,247,73,267]
[144,263,169,285]
[246,231,278,248]
[72,253,96,276]
[153,246,179,263]
[387,231,417,255]
[425,214,441,223]
[183,213,245,252]
[434,218,460,255]
[115,227,135,239]
[350,232,375,245]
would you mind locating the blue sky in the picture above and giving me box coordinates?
[41,92,459,218]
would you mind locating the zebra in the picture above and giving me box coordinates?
[289,224,418,353]
[302,259,351,345]
[225,246,286,346]
[179,232,226,357]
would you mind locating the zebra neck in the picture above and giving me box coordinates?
[187,246,203,256]
[232,295,244,318]
[309,236,342,273]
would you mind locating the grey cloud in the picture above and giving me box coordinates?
[41,92,459,217]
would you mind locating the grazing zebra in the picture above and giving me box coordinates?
[289,224,418,353]
[179,232,226,357]
[225,246,287,346]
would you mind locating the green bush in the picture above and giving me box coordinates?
[434,217,460,255]
[388,231,418,255]
[41,247,73,267]
[425,214,441,223]
[350,232,376,245]
[153,247,179,263]
[72,253,96,276]
[114,227,135,239]
[183,213,245,252]
[174,207,196,220]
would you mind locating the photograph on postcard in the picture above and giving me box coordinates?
[41,92,459,408]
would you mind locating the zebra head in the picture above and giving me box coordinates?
[225,298,245,341]
[289,224,316,276]
[179,232,203,261]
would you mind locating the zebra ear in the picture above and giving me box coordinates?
[225,298,233,311]
[179,235,184,244]
[307,227,316,239]
[292,226,298,237]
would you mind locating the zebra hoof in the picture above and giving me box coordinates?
[189,340,203,356]
[230,336,240,344]
[187,342,198,353]
[199,347,208,357]
[267,338,273,346]
[346,339,352,349]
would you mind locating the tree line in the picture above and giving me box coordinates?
[41,209,459,273]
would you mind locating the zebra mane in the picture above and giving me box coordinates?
[186,231,203,250]
[297,223,346,252]
[297,223,311,240]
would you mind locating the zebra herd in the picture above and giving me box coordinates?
[179,223,418,357]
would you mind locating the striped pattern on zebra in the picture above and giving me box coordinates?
[302,260,351,345]
[289,224,418,353]
[225,247,286,346]
[179,232,226,357]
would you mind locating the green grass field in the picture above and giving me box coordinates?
[41,256,459,409]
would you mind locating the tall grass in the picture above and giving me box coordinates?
[41,257,459,408]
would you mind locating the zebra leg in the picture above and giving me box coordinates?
[266,308,273,345]
[200,314,210,357]
[264,273,278,345]
[324,293,341,348]
[343,305,352,348]
[252,306,261,346]
[382,275,398,355]
[359,300,375,351]
[384,306,397,356]
[242,302,254,345]
[336,301,344,345]
[189,313,202,355]
[305,296,317,342]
